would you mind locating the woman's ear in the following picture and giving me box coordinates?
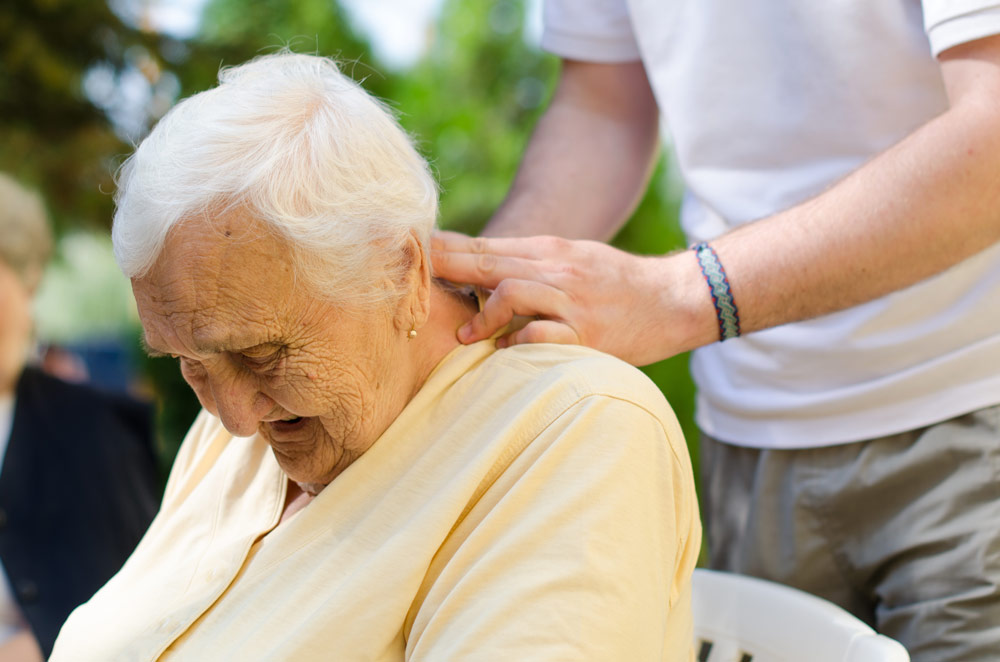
[393,232,431,334]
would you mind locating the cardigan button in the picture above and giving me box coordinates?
[16,579,39,603]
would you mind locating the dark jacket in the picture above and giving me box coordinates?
[0,367,160,657]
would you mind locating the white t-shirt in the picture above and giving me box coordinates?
[542,0,1000,448]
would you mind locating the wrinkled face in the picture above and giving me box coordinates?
[0,261,32,395]
[133,211,419,486]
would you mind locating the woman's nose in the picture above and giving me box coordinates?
[209,370,275,437]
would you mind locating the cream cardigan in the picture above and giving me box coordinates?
[52,341,700,661]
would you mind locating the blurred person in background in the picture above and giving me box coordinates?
[0,173,160,660]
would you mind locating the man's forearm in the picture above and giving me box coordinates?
[705,39,1000,337]
[483,60,660,240]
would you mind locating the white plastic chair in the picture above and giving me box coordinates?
[692,569,910,662]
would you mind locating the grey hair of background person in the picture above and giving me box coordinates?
[0,173,53,293]
[112,51,439,308]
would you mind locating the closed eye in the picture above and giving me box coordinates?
[177,355,202,368]
[238,346,284,372]
[177,356,207,384]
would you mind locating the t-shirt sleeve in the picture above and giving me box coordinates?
[923,2,1000,55]
[404,395,701,661]
[541,0,643,62]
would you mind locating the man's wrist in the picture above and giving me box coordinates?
[691,242,741,341]
[640,251,721,359]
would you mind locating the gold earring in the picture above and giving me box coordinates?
[408,328,417,340]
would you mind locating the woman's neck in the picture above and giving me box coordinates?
[407,283,479,393]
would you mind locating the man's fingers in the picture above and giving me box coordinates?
[431,230,479,252]
[431,230,575,260]
[457,279,569,343]
[434,230,595,349]
[498,319,580,349]
[432,250,545,290]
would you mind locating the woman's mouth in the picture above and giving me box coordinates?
[268,416,309,433]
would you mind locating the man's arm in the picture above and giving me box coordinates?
[716,34,1000,333]
[482,59,660,240]
[432,35,1000,365]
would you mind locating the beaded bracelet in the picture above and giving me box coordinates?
[692,242,741,341]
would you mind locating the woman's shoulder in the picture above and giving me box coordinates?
[477,343,673,419]
[431,341,685,471]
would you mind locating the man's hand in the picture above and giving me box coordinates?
[431,231,716,366]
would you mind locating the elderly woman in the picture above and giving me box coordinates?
[51,53,700,661]
[0,175,159,661]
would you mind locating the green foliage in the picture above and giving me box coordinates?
[396,1,559,234]
[1,0,132,231]
[182,0,378,98]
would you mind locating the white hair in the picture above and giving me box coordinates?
[112,52,438,307]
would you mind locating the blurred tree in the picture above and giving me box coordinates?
[183,0,381,97]
[0,0,173,232]
[395,0,558,234]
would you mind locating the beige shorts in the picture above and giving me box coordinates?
[701,405,1000,662]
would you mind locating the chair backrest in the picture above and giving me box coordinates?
[692,569,910,662]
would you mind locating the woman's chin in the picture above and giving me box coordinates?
[261,419,337,485]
